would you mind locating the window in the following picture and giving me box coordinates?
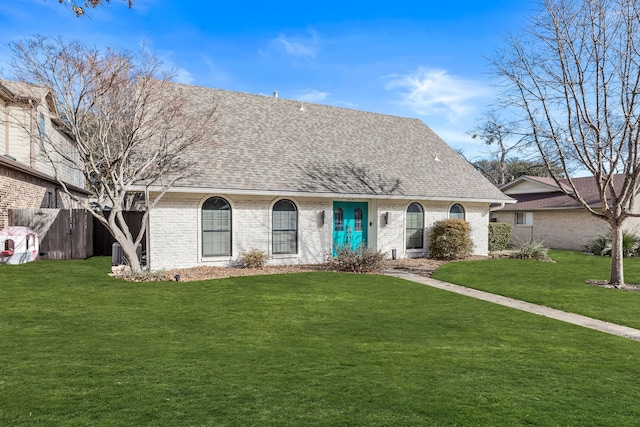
[334,207,344,231]
[354,207,363,232]
[273,199,297,254]
[406,202,424,249]
[202,197,231,256]
[516,212,533,226]
[38,113,45,145]
[449,203,465,220]
[46,191,54,208]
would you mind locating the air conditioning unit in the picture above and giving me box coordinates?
[112,242,142,266]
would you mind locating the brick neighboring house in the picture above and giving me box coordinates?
[140,84,514,270]
[0,79,88,228]
[492,175,640,250]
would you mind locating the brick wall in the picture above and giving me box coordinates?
[0,164,82,229]
[491,209,609,249]
[149,193,491,270]
[376,200,490,259]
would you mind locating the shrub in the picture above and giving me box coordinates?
[584,230,640,257]
[240,248,268,268]
[328,245,387,273]
[509,238,550,261]
[583,234,610,256]
[488,222,512,252]
[429,219,473,260]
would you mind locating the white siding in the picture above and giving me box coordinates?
[504,180,558,194]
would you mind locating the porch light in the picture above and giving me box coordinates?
[382,212,389,226]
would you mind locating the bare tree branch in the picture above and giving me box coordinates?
[8,36,217,272]
[56,0,133,17]
[493,0,640,286]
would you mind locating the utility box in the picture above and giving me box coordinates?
[111,242,142,266]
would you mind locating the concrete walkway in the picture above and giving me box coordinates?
[384,269,640,342]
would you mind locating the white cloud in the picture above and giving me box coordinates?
[294,89,329,103]
[386,67,490,122]
[173,68,195,85]
[263,31,319,59]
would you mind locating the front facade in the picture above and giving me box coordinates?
[0,80,87,228]
[146,84,513,270]
[492,175,640,250]
[150,193,493,269]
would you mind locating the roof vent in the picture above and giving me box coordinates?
[273,90,278,98]
[299,102,305,111]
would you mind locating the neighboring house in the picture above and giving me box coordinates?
[492,175,640,250]
[143,84,513,270]
[0,79,87,228]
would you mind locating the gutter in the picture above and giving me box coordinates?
[490,202,506,212]
[132,185,516,205]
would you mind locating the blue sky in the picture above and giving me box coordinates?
[0,0,538,159]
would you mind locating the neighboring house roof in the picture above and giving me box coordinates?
[0,80,57,113]
[165,83,512,203]
[500,174,627,211]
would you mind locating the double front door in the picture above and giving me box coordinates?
[332,201,368,255]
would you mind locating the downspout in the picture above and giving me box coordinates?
[4,100,9,155]
[145,186,151,271]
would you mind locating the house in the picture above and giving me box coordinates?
[140,83,513,270]
[492,175,640,250]
[0,79,88,228]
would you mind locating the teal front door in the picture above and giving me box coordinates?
[333,201,368,255]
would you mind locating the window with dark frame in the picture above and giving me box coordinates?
[406,202,424,249]
[202,197,231,256]
[449,203,465,220]
[273,199,298,255]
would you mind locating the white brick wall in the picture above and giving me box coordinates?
[376,200,490,259]
[149,193,491,270]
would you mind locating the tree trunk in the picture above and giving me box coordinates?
[609,224,625,288]
[119,238,143,274]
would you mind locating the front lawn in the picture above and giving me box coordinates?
[433,250,640,330]
[1,257,640,426]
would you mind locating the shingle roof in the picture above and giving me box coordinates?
[501,175,627,210]
[0,79,57,115]
[0,80,50,102]
[167,83,512,202]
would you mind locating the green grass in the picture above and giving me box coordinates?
[1,257,640,425]
[433,250,640,330]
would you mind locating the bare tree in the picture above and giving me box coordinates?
[56,0,133,16]
[494,0,640,287]
[9,36,216,273]
[469,111,526,185]
[472,157,562,186]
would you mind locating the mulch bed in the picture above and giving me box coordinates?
[152,256,489,282]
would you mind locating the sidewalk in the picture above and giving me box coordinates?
[384,269,640,342]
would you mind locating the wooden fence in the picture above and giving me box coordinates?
[92,211,145,256]
[9,208,93,260]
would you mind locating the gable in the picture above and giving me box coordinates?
[502,179,561,195]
